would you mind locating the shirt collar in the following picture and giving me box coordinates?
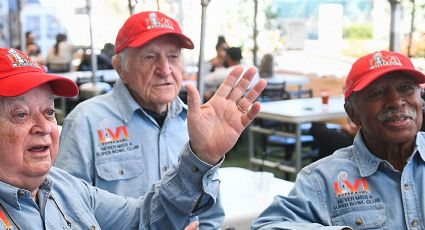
[353,130,425,177]
[415,131,425,161]
[112,79,187,123]
[0,177,53,209]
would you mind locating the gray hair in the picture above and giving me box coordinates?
[115,49,129,73]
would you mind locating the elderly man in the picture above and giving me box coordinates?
[0,47,265,229]
[251,50,425,229]
[55,11,227,228]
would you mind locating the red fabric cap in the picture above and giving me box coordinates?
[344,50,425,100]
[114,11,194,54]
[0,48,78,97]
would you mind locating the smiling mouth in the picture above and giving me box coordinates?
[382,115,413,124]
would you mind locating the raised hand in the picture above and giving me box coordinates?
[185,66,267,165]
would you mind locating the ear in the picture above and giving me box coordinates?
[344,102,361,127]
[112,55,128,84]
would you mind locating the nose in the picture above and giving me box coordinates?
[384,87,405,108]
[31,113,52,136]
[155,56,172,77]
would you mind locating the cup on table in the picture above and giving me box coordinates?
[320,89,330,106]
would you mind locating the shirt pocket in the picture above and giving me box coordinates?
[331,204,387,229]
[95,159,143,181]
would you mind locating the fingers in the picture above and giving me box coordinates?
[214,66,244,98]
[213,66,260,103]
[226,67,257,102]
[185,84,201,115]
[236,79,267,113]
[239,79,267,127]
[241,102,261,127]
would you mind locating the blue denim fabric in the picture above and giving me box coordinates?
[0,145,222,229]
[55,79,224,229]
[252,131,425,230]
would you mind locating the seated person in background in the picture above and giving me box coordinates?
[0,47,265,229]
[25,31,43,64]
[97,42,114,70]
[258,53,274,79]
[46,33,74,73]
[205,47,260,99]
[252,50,425,229]
[208,35,228,72]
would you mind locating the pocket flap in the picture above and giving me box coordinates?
[96,159,143,181]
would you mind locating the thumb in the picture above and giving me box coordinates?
[185,84,201,115]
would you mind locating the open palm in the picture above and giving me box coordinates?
[185,66,266,164]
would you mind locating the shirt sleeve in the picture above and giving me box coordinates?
[88,143,223,229]
[251,169,351,230]
[54,108,95,184]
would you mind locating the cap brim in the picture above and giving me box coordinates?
[127,30,194,50]
[351,66,425,93]
[0,71,79,97]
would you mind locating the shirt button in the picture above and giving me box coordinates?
[355,217,363,225]
[412,219,418,227]
[404,184,409,191]
[191,166,199,173]
[162,166,168,172]
[17,190,25,198]
[118,169,124,175]
[89,225,96,230]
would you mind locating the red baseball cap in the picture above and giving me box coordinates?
[344,50,425,100]
[0,48,78,97]
[114,11,194,54]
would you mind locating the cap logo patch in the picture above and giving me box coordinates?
[146,12,174,30]
[6,48,41,69]
[369,51,402,70]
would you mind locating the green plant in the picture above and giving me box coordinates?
[343,24,373,40]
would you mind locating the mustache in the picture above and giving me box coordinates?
[377,106,417,122]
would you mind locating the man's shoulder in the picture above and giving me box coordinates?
[68,93,114,116]
[302,146,355,174]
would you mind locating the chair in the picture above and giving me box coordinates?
[255,84,318,172]
[289,88,313,99]
[259,81,290,102]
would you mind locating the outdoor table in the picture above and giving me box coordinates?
[249,96,347,175]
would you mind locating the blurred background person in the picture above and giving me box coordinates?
[204,47,260,100]
[258,53,274,79]
[25,31,42,63]
[208,35,228,72]
[46,33,74,73]
[97,42,115,70]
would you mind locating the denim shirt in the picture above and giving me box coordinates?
[252,131,425,230]
[55,79,224,228]
[0,144,221,230]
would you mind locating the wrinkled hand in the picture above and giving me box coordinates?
[185,66,267,165]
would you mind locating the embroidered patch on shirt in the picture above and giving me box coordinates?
[95,119,139,157]
[0,204,13,229]
[332,171,381,210]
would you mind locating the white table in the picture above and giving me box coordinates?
[61,69,119,83]
[219,167,294,229]
[249,96,347,174]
